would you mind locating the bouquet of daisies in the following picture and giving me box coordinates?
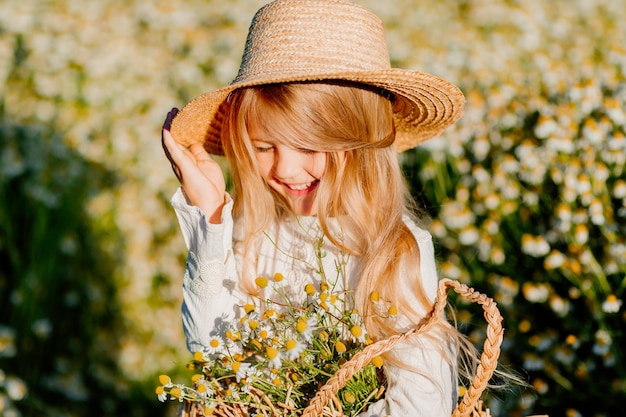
[156,261,389,416]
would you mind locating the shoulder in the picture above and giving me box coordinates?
[402,214,433,245]
[402,213,439,301]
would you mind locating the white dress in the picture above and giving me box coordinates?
[171,188,456,417]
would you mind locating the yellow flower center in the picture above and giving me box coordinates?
[266,347,279,359]
[371,356,384,367]
[296,319,308,333]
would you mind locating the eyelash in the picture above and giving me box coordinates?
[254,146,316,155]
[297,148,316,154]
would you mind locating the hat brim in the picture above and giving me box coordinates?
[170,68,464,155]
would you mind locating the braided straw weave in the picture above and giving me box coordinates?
[181,278,504,417]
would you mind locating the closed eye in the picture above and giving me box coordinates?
[297,148,317,155]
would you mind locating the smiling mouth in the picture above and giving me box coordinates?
[287,182,314,190]
[282,180,319,196]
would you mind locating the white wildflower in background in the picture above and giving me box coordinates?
[534,115,558,139]
[601,295,622,313]
[459,225,480,246]
[573,224,589,245]
[0,326,16,358]
[613,179,626,199]
[592,330,612,356]
[544,250,566,270]
[549,295,570,317]
[522,282,551,303]
[521,234,551,257]
[5,375,28,401]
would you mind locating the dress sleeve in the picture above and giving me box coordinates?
[170,188,246,354]
[358,218,457,417]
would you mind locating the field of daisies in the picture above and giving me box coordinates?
[1,0,624,416]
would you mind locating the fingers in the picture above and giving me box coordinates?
[162,128,183,182]
[163,107,179,131]
[189,143,212,162]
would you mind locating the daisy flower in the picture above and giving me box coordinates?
[205,336,224,355]
[266,346,283,369]
[233,361,252,383]
[284,339,306,360]
[602,295,622,313]
[256,324,274,340]
[295,316,317,342]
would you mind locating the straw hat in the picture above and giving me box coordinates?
[170,0,465,154]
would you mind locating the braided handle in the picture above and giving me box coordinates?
[301,278,504,417]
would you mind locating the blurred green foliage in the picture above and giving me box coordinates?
[0,118,169,416]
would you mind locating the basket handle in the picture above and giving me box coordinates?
[302,278,504,417]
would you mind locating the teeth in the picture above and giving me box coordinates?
[288,182,312,190]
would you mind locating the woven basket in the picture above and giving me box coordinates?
[181,278,503,417]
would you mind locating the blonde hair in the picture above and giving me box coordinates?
[221,82,475,375]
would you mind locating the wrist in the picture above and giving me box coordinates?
[201,197,226,224]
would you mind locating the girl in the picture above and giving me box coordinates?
[162,0,473,415]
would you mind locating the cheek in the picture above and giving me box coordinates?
[311,153,328,177]
[255,154,273,178]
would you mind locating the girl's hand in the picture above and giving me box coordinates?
[162,108,226,224]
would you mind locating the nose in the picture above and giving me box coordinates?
[272,147,302,180]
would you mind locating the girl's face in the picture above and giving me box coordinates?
[247,117,343,216]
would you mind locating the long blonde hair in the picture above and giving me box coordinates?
[214,82,531,398]
[221,82,468,364]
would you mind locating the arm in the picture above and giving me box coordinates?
[171,189,246,353]
[162,108,244,353]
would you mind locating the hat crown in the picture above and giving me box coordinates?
[234,0,391,84]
